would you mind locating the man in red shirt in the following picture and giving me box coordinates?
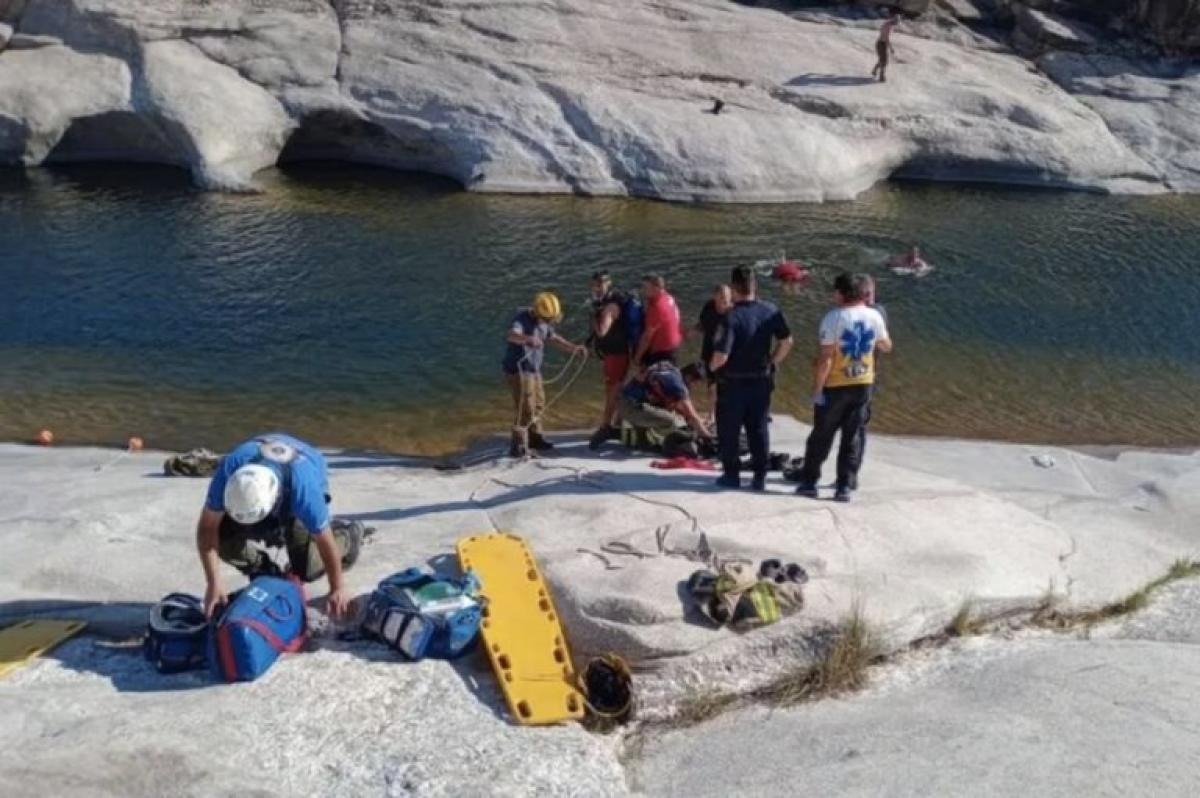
[634,273,683,367]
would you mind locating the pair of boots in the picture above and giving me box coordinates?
[510,429,554,459]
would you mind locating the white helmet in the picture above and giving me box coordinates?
[224,464,281,525]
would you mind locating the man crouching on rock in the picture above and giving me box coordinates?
[196,433,363,619]
[612,362,713,450]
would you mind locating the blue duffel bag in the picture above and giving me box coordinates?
[361,568,484,661]
[209,576,307,683]
[144,593,209,674]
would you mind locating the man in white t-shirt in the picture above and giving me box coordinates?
[795,273,892,502]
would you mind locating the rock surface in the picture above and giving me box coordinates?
[1039,52,1200,192]
[1013,4,1097,54]
[0,424,1197,795]
[632,632,1200,796]
[0,0,1193,199]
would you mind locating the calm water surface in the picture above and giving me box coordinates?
[2,164,1199,454]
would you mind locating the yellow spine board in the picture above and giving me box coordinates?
[457,532,584,725]
[0,620,87,679]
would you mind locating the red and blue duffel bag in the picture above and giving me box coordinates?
[209,576,308,683]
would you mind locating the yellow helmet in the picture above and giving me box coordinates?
[532,291,563,323]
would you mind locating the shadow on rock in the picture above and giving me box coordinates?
[339,470,725,523]
[786,73,876,87]
[0,598,149,638]
[46,636,219,694]
[325,449,439,471]
[0,598,216,693]
[676,578,719,629]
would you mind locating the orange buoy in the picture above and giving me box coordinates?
[127,436,144,451]
[36,429,54,446]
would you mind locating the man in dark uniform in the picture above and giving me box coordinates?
[709,266,794,490]
[695,283,732,422]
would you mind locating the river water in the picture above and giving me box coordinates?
[3,163,1199,454]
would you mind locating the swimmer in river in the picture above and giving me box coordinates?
[871,9,900,83]
[753,253,810,295]
[888,244,933,278]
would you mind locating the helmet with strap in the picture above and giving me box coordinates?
[224,438,296,529]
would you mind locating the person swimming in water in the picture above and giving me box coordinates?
[871,9,900,83]
[753,253,810,295]
[889,244,933,277]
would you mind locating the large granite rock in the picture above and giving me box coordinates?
[139,39,295,189]
[0,0,1191,198]
[1013,4,1098,54]
[1040,52,1200,191]
[0,44,130,164]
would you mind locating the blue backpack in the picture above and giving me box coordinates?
[144,593,209,674]
[209,576,307,683]
[361,568,484,661]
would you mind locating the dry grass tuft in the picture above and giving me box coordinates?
[647,605,882,739]
[671,690,739,727]
[753,604,880,706]
[946,598,988,637]
[1036,558,1200,629]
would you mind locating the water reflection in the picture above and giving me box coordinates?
[2,163,1199,453]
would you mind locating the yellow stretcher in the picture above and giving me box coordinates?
[0,620,87,680]
[457,532,584,725]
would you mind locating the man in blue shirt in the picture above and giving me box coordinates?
[196,433,362,619]
[709,266,794,490]
[616,362,712,443]
[503,292,586,458]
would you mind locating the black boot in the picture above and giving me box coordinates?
[509,429,529,459]
[588,425,616,450]
[528,431,554,452]
[339,521,367,570]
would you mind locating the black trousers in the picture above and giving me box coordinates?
[717,377,772,478]
[799,385,872,489]
[851,388,875,473]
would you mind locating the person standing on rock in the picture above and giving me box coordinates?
[794,273,892,503]
[195,433,364,620]
[709,266,794,490]
[696,283,733,422]
[634,273,684,367]
[849,274,889,491]
[871,9,901,83]
[588,271,634,449]
[503,292,587,458]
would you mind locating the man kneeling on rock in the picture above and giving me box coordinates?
[196,433,363,619]
[611,362,712,452]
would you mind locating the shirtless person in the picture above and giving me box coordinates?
[889,244,933,278]
[871,10,900,83]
